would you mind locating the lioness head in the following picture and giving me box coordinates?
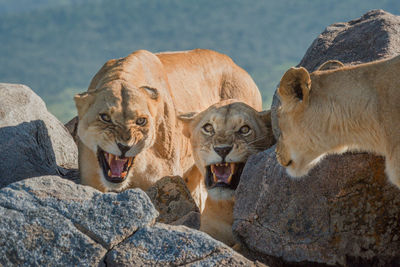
[276,64,347,177]
[74,81,160,191]
[180,100,274,200]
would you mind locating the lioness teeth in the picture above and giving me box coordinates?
[213,173,218,183]
[102,150,134,179]
[210,163,237,184]
[212,173,233,183]
[227,173,233,184]
[108,153,112,166]
[108,170,127,178]
[127,157,133,168]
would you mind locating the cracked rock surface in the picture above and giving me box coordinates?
[106,224,261,266]
[233,147,400,266]
[0,176,263,266]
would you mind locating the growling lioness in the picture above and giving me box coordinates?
[180,100,274,245]
[276,55,400,189]
[74,49,262,193]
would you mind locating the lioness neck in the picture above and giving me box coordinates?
[200,197,235,246]
[306,66,387,154]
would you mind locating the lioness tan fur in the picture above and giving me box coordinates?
[74,49,262,203]
[180,100,274,246]
[276,55,400,189]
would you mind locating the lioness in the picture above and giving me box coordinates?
[180,100,275,245]
[74,49,262,197]
[275,55,400,189]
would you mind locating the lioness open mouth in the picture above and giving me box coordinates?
[97,147,134,183]
[205,162,245,190]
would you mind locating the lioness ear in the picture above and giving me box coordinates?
[317,60,344,71]
[259,110,271,127]
[74,92,94,120]
[258,109,275,147]
[140,86,159,100]
[278,67,311,105]
[178,112,198,138]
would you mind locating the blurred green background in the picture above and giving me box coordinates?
[1,0,399,122]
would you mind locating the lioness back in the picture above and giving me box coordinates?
[74,49,262,193]
[157,49,262,112]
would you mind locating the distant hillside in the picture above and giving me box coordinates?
[1,0,399,122]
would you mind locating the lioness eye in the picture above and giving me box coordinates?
[239,125,251,135]
[136,117,147,126]
[99,113,111,123]
[202,123,214,134]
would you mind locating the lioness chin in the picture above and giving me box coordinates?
[74,49,262,194]
[180,100,275,246]
[276,56,400,189]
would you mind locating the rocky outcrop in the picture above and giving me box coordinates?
[0,176,264,266]
[0,176,157,266]
[0,84,78,187]
[271,9,400,138]
[236,9,400,267]
[146,176,201,230]
[234,148,400,266]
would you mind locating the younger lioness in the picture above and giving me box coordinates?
[276,56,400,189]
[180,100,275,245]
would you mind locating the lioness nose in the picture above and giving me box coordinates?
[213,145,233,161]
[117,143,131,158]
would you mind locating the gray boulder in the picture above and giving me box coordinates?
[236,9,400,266]
[300,9,400,72]
[0,176,264,266]
[0,83,78,187]
[234,148,400,266]
[0,176,158,266]
[146,176,201,230]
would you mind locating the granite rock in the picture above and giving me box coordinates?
[106,223,265,266]
[234,147,400,266]
[0,175,158,265]
[0,83,78,187]
[1,176,263,266]
[146,176,201,229]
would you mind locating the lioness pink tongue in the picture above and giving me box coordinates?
[213,165,232,183]
[109,157,127,177]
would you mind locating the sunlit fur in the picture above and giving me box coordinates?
[74,49,263,193]
[76,83,159,192]
[180,99,275,246]
[276,56,400,189]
